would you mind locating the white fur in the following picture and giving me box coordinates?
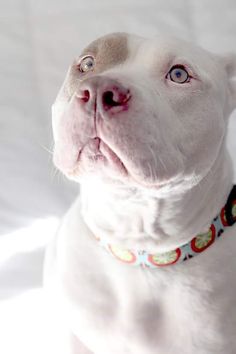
[45,33,236,353]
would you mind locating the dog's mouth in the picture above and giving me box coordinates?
[69,137,128,179]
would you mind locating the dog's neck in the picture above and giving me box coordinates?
[81,147,233,253]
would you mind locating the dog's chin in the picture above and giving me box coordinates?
[58,148,197,193]
[60,139,191,190]
[66,159,165,190]
[63,151,177,190]
[65,162,196,193]
[65,139,130,184]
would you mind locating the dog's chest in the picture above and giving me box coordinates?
[60,260,228,354]
[61,262,173,353]
[57,241,235,353]
[52,206,236,354]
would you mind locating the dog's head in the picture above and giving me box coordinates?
[52,33,236,191]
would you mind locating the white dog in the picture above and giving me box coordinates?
[44,33,236,354]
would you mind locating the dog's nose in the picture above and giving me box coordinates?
[101,87,131,111]
[77,77,131,112]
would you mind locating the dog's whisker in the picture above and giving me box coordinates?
[157,153,168,174]
[51,166,60,182]
[39,143,54,156]
[148,163,154,181]
[147,146,159,180]
[147,144,168,175]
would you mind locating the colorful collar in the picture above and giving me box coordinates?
[95,185,236,268]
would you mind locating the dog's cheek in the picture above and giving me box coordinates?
[161,89,225,180]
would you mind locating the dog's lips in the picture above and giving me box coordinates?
[75,139,165,188]
[76,137,128,176]
[99,140,126,169]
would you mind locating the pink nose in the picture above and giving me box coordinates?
[77,77,131,112]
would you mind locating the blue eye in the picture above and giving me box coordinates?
[168,66,189,83]
[79,55,95,73]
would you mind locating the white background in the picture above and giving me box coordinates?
[0,1,236,353]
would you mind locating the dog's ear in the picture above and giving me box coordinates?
[221,53,236,112]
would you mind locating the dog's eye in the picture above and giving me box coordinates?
[78,55,95,73]
[168,65,189,84]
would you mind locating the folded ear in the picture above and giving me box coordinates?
[221,53,236,112]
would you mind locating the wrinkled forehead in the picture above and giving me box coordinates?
[79,32,144,73]
[79,32,216,73]
[80,32,130,67]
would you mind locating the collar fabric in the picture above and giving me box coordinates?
[95,186,236,268]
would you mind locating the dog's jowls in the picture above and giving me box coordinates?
[45,33,236,354]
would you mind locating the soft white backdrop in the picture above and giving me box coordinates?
[0,1,236,353]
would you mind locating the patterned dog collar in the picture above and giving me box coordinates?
[95,185,236,268]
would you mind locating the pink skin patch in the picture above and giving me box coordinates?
[102,87,131,112]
